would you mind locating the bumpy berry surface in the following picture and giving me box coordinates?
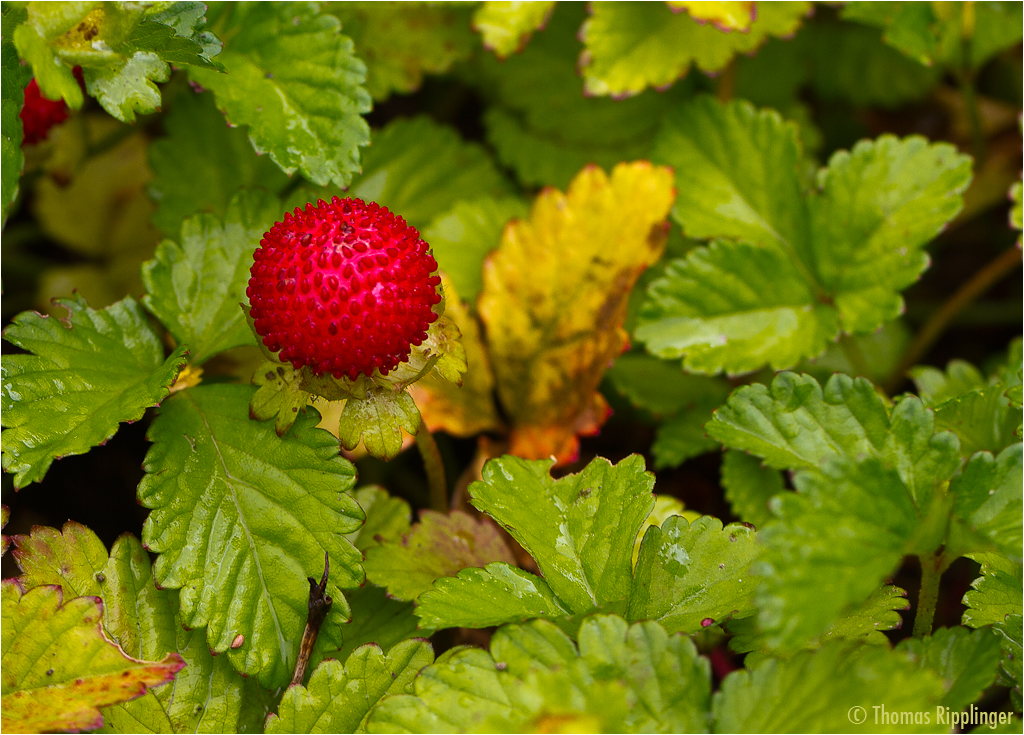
[20,78,70,146]
[247,197,443,380]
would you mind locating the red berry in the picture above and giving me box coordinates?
[247,197,443,381]
[20,78,70,146]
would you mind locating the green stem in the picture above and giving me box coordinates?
[958,2,986,164]
[913,554,942,638]
[884,247,1022,394]
[415,425,448,512]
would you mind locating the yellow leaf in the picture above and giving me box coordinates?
[1,582,184,734]
[666,1,756,32]
[410,274,503,437]
[478,162,675,464]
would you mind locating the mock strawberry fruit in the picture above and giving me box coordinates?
[20,78,70,146]
[247,197,443,380]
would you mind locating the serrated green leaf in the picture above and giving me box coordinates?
[142,190,280,365]
[12,521,106,597]
[898,626,1002,712]
[422,197,528,305]
[640,98,971,374]
[2,23,32,223]
[416,562,571,631]
[912,359,987,405]
[97,535,270,735]
[707,372,962,500]
[933,385,1022,458]
[1,295,188,488]
[138,383,364,688]
[148,90,289,237]
[1,581,185,734]
[366,615,711,734]
[346,485,411,552]
[348,116,512,231]
[145,2,224,65]
[606,353,731,417]
[337,386,420,461]
[728,584,908,661]
[473,1,555,58]
[963,552,1023,629]
[12,3,90,109]
[327,2,475,101]
[189,2,371,187]
[756,457,942,652]
[712,640,945,733]
[949,445,1023,561]
[720,450,784,529]
[364,510,516,602]
[267,639,433,734]
[330,585,425,665]
[470,455,655,613]
[579,1,809,97]
[628,515,760,635]
[250,361,309,436]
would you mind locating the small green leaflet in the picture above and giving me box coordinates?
[638,97,971,375]
[348,116,513,230]
[267,640,433,734]
[138,383,364,689]
[629,515,760,633]
[579,2,810,97]
[337,386,421,462]
[188,2,371,188]
[897,626,1002,712]
[363,510,515,601]
[962,552,1023,629]
[1,295,188,488]
[713,640,945,733]
[1,581,185,734]
[148,90,289,237]
[948,445,1023,562]
[365,615,710,734]
[142,189,282,366]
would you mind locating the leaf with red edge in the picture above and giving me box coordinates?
[363,510,516,601]
[12,521,108,598]
[478,162,675,464]
[1,581,184,734]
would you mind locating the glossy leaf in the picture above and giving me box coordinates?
[138,383,364,688]
[949,445,1023,561]
[897,626,1002,712]
[640,98,971,375]
[470,455,655,613]
[348,116,512,230]
[189,3,371,187]
[756,457,949,652]
[628,515,760,634]
[1,581,184,734]
[363,510,515,601]
[478,162,674,462]
[712,640,945,733]
[142,190,280,365]
[962,552,1023,629]
[473,1,555,57]
[97,535,270,734]
[579,2,809,97]
[332,585,425,665]
[366,615,710,734]
[267,639,433,734]
[327,2,475,101]
[1,295,188,488]
[720,450,784,530]
[148,90,289,236]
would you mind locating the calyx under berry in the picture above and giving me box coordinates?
[247,197,443,381]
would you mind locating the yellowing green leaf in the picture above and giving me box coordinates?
[667,1,755,32]
[473,1,555,58]
[478,162,674,463]
[12,521,107,597]
[1,581,184,734]
[580,2,809,97]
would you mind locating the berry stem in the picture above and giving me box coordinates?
[415,425,448,512]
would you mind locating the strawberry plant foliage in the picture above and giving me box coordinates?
[2,1,1022,732]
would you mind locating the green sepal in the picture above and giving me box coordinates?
[338,386,421,461]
